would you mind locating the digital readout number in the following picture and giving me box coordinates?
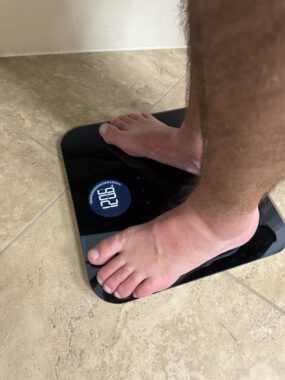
[97,185,119,210]
[89,180,132,218]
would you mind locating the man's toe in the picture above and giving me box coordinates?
[88,231,125,265]
[99,123,125,145]
[114,272,145,299]
[99,264,133,294]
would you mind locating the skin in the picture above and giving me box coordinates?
[88,0,285,299]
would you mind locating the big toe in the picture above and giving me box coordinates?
[99,123,124,146]
[88,231,125,266]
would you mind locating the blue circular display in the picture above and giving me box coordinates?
[89,180,132,218]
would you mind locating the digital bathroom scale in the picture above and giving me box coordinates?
[61,108,285,304]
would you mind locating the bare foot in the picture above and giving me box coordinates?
[99,113,202,174]
[88,198,259,299]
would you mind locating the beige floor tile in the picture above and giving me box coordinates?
[0,49,187,153]
[0,194,284,380]
[229,181,285,310]
[150,76,187,113]
[271,180,285,219]
[229,251,285,311]
[0,114,65,252]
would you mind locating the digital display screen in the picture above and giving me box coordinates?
[89,180,132,218]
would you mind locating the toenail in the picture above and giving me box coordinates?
[103,285,112,294]
[100,124,109,134]
[89,249,99,260]
[97,276,103,285]
[114,291,122,299]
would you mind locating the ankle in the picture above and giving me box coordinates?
[176,120,203,167]
[190,181,259,216]
[185,192,260,241]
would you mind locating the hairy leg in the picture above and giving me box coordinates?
[88,0,285,299]
[190,0,285,213]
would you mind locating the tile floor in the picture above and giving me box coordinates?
[0,49,284,380]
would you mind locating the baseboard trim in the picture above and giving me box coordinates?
[0,45,187,58]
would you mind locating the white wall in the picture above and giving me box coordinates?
[0,0,186,57]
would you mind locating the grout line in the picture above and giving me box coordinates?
[226,271,285,316]
[0,105,62,160]
[148,75,186,113]
[20,130,63,160]
[0,189,67,257]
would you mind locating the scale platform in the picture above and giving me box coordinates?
[61,108,285,304]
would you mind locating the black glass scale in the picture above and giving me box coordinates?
[61,108,285,304]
